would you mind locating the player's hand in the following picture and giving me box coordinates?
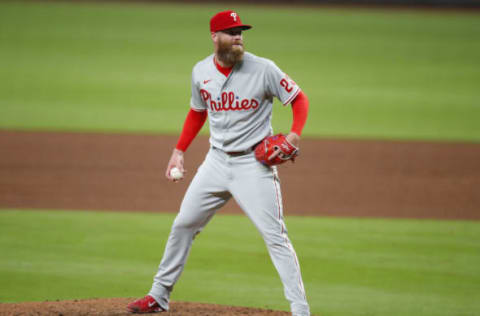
[166,148,186,182]
[268,132,300,161]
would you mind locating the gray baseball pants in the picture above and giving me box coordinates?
[149,147,310,316]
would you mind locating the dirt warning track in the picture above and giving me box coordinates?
[1,130,479,220]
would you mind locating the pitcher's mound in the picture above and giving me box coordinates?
[0,298,291,315]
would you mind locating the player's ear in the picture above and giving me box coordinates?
[211,32,217,43]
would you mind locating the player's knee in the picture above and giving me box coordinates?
[170,222,203,242]
[172,217,201,232]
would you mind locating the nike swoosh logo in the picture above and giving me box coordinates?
[148,301,157,307]
[203,79,212,84]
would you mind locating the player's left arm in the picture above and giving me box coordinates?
[263,61,309,161]
[268,91,309,161]
[287,90,309,147]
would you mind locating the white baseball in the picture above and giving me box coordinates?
[170,167,183,180]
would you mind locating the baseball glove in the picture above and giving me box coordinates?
[254,133,299,166]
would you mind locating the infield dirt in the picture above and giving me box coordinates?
[1,130,479,220]
[1,130,479,315]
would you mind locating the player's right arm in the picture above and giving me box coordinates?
[165,109,207,181]
[166,66,208,181]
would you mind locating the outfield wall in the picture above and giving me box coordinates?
[262,0,480,7]
[174,0,480,8]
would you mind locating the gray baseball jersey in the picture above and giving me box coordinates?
[148,52,310,316]
[190,52,301,152]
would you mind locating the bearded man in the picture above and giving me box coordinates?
[128,10,311,316]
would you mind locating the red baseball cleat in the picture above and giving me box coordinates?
[127,295,164,313]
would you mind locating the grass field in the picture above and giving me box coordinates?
[1,209,479,315]
[1,1,480,141]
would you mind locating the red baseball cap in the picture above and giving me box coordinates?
[210,10,252,33]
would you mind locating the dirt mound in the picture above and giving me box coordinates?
[0,298,291,316]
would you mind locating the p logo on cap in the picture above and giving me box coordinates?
[210,10,252,33]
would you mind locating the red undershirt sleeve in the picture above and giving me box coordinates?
[175,109,208,152]
[290,90,309,136]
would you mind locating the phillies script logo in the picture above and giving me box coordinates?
[200,89,259,112]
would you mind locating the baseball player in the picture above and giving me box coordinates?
[128,10,310,316]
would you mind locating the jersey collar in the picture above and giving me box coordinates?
[213,56,233,77]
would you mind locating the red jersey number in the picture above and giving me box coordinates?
[280,78,293,93]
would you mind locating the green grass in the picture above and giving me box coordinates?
[1,209,479,315]
[1,1,480,142]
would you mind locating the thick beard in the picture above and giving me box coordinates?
[217,39,244,66]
